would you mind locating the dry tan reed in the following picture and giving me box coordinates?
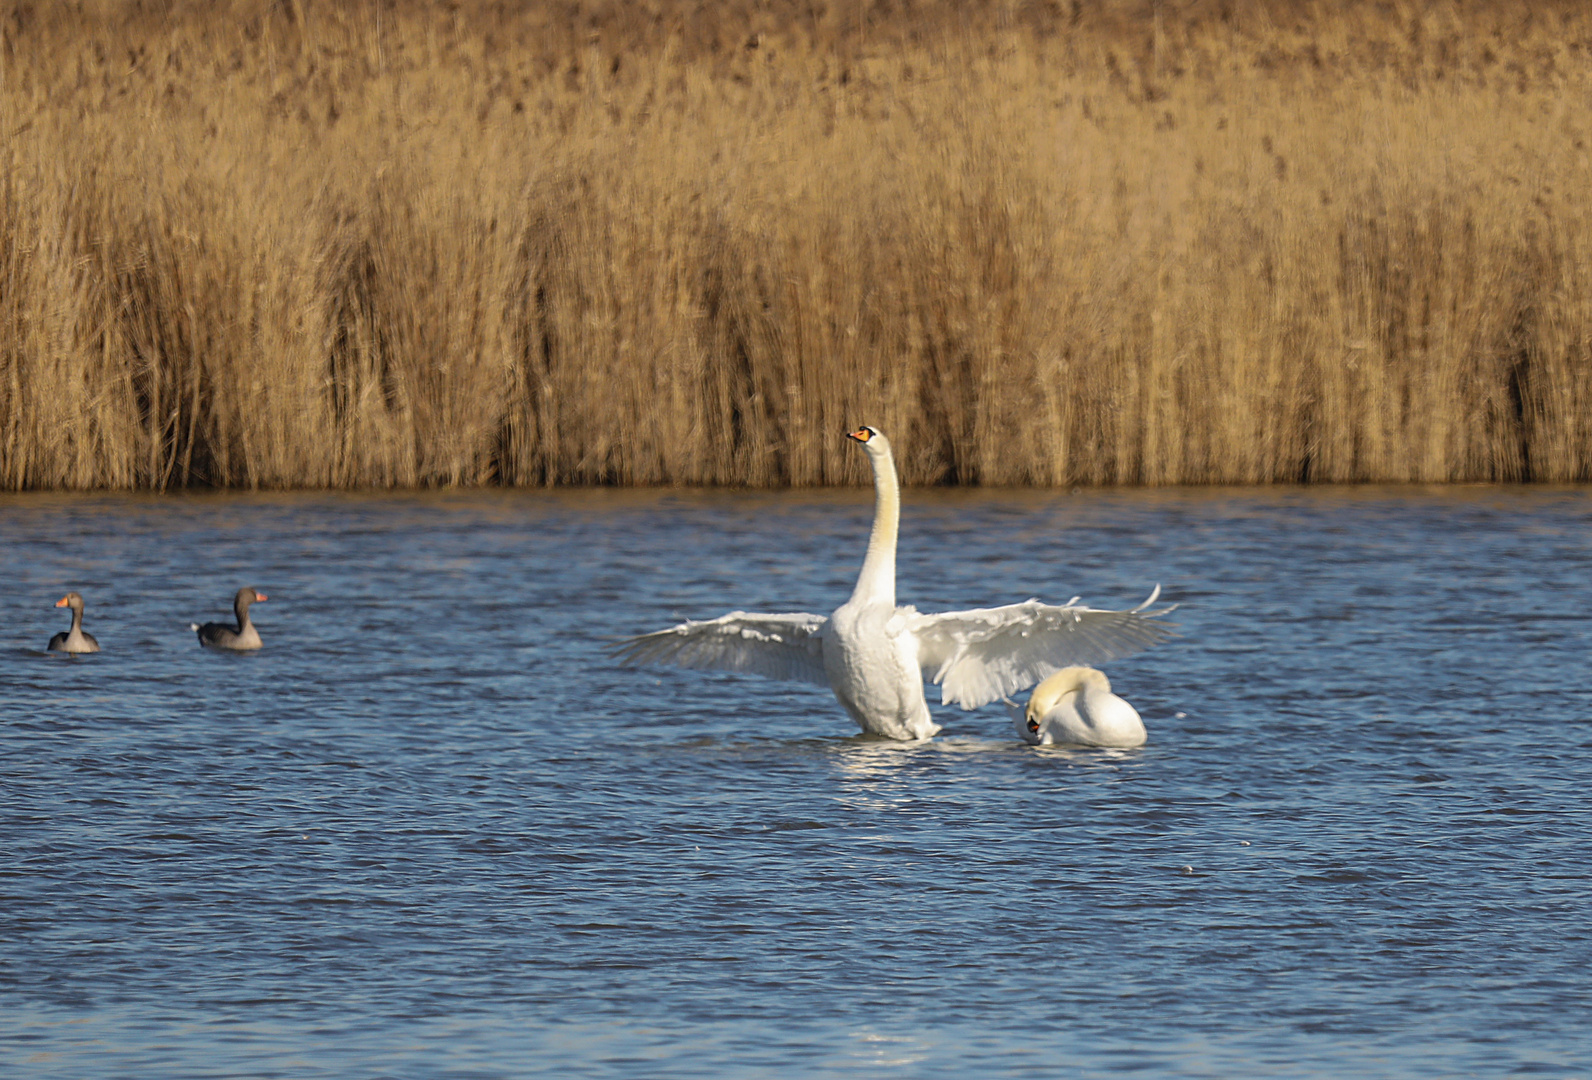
[4,0,1592,488]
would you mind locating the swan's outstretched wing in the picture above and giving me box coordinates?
[614,611,829,686]
[908,590,1176,709]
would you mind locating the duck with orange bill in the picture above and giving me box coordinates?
[48,592,100,654]
[192,587,268,651]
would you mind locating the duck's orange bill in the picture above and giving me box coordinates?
[255,592,268,602]
[54,596,69,607]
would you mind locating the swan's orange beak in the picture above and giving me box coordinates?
[254,592,268,602]
[846,428,871,443]
[1027,717,1040,734]
[54,596,69,607]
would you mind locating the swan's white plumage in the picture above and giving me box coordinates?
[910,588,1169,709]
[1010,666,1146,747]
[614,611,828,686]
[616,426,1174,739]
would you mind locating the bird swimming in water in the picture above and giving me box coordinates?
[618,426,1173,739]
[48,592,100,654]
[1009,666,1146,747]
[192,587,267,651]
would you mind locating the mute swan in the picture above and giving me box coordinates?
[48,592,100,654]
[192,587,267,650]
[1008,666,1146,747]
[617,426,1174,740]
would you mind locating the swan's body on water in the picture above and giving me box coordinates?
[48,592,99,654]
[1009,666,1146,747]
[617,426,1174,740]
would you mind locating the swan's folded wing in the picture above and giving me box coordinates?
[909,595,1176,709]
[614,611,829,686]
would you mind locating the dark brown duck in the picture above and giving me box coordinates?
[192,587,267,651]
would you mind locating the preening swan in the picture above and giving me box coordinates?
[192,587,267,651]
[1008,666,1146,747]
[48,592,100,654]
[617,426,1174,740]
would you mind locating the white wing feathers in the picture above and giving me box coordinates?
[614,611,829,687]
[909,588,1176,710]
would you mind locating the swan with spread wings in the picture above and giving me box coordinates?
[615,426,1175,740]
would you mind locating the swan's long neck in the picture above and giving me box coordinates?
[850,444,899,607]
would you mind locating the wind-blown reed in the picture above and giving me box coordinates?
[4,0,1592,489]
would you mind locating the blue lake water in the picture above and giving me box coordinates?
[2,486,1591,1078]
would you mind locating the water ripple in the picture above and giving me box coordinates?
[2,487,1591,1076]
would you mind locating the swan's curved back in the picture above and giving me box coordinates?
[1027,666,1112,720]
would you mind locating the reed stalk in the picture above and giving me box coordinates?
[3,0,1591,488]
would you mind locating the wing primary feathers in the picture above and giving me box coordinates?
[908,590,1178,710]
[613,611,830,686]
[1131,583,1177,614]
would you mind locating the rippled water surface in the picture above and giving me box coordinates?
[3,486,1592,1078]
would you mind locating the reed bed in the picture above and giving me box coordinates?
[4,0,1592,489]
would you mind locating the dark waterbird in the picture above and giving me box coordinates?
[192,587,267,651]
[48,592,99,654]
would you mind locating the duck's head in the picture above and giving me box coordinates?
[235,587,267,611]
[54,592,84,612]
[1025,666,1111,732]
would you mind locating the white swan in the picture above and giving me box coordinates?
[617,426,1174,740]
[1008,666,1146,747]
